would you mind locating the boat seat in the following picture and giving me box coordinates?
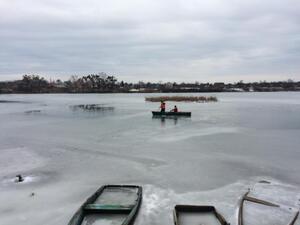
[84,204,134,212]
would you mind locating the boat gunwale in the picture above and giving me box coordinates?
[288,211,299,225]
[152,111,191,117]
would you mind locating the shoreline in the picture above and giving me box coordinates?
[1,90,300,95]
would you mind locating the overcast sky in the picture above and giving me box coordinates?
[0,0,299,82]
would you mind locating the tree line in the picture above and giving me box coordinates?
[0,73,300,93]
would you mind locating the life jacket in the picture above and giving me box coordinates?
[174,107,178,112]
[161,102,166,109]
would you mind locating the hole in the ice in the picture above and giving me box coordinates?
[70,104,114,112]
[0,100,30,104]
[258,180,271,184]
[0,172,52,186]
[13,175,38,184]
[24,110,42,114]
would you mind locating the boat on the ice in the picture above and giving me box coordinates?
[152,111,191,117]
[238,190,279,225]
[238,190,299,225]
[68,185,142,225]
[173,205,229,225]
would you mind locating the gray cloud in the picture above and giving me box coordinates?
[0,0,299,82]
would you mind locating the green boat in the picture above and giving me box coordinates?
[152,111,191,117]
[173,205,229,225]
[68,185,142,225]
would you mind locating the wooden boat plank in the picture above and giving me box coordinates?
[84,204,134,211]
[244,196,279,207]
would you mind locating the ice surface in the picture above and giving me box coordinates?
[0,93,300,225]
[95,187,138,205]
[243,201,290,225]
[81,214,128,225]
[177,212,221,225]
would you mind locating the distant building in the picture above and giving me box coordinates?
[53,83,66,88]
[129,88,139,92]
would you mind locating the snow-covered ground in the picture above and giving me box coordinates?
[0,92,299,225]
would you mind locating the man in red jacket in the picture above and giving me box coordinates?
[160,100,166,112]
[172,105,178,112]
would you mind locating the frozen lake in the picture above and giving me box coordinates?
[0,92,300,225]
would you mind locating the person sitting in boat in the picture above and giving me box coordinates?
[171,105,178,112]
[160,101,166,112]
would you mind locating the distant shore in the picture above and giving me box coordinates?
[1,74,299,94]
